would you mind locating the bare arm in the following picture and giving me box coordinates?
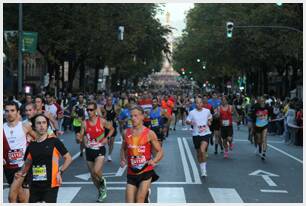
[148,130,163,166]
[103,119,114,137]
[45,111,59,132]
[77,121,87,146]
[23,123,36,141]
[120,130,127,167]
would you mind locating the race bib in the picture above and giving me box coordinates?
[33,165,47,181]
[8,149,24,167]
[130,155,146,168]
[151,119,159,127]
[198,125,208,134]
[222,120,230,126]
[127,120,132,128]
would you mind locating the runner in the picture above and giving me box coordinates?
[23,102,37,142]
[252,96,270,160]
[149,97,166,146]
[3,101,36,203]
[186,97,212,177]
[14,114,72,203]
[208,92,223,154]
[118,98,135,136]
[161,95,174,137]
[138,91,153,128]
[217,96,238,159]
[120,106,163,203]
[101,96,119,162]
[71,94,87,157]
[233,93,244,130]
[77,101,114,202]
[34,96,60,136]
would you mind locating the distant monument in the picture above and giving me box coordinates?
[149,11,180,89]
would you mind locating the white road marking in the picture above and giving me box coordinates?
[57,187,81,203]
[182,137,201,184]
[60,149,85,170]
[249,169,279,177]
[260,189,288,193]
[107,187,126,190]
[262,175,277,187]
[0,181,197,185]
[157,187,186,203]
[75,172,91,181]
[209,188,244,203]
[235,139,284,143]
[267,143,303,164]
[177,138,192,183]
[115,165,127,176]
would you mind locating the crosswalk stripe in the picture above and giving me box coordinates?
[57,187,81,203]
[157,187,186,203]
[177,138,192,183]
[182,137,201,184]
[209,188,244,203]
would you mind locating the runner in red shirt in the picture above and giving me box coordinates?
[120,106,163,203]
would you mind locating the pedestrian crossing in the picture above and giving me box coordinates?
[3,186,244,203]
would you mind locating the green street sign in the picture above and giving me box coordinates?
[22,32,38,53]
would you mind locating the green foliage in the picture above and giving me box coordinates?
[173,3,302,89]
[3,3,170,90]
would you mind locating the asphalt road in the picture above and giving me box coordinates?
[3,122,303,203]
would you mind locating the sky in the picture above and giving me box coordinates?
[156,3,194,37]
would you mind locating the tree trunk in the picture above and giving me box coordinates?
[79,61,85,93]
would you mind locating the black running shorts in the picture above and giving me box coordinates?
[29,187,59,203]
[85,146,106,162]
[221,126,233,139]
[127,170,159,188]
[192,134,211,149]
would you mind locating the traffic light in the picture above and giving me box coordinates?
[226,22,234,38]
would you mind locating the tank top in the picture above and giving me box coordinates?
[219,105,233,127]
[150,107,161,128]
[126,127,154,175]
[3,122,27,169]
[104,105,117,128]
[85,117,105,149]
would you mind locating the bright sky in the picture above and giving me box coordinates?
[156,3,194,37]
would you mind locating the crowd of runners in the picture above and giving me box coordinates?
[3,90,303,203]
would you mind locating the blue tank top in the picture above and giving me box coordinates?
[150,107,162,128]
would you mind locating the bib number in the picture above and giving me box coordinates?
[198,125,208,134]
[151,119,159,127]
[8,149,24,167]
[127,120,132,128]
[33,165,47,181]
[130,155,146,168]
[222,120,230,126]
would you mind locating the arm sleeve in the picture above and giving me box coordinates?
[54,139,69,156]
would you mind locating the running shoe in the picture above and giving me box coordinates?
[224,150,229,159]
[144,188,151,203]
[98,177,107,202]
[107,155,112,162]
[201,168,207,177]
[230,143,234,151]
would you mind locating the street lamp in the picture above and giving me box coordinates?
[197,59,200,63]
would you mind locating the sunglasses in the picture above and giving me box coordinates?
[87,108,95,112]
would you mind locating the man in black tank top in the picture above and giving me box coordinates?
[101,96,118,162]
